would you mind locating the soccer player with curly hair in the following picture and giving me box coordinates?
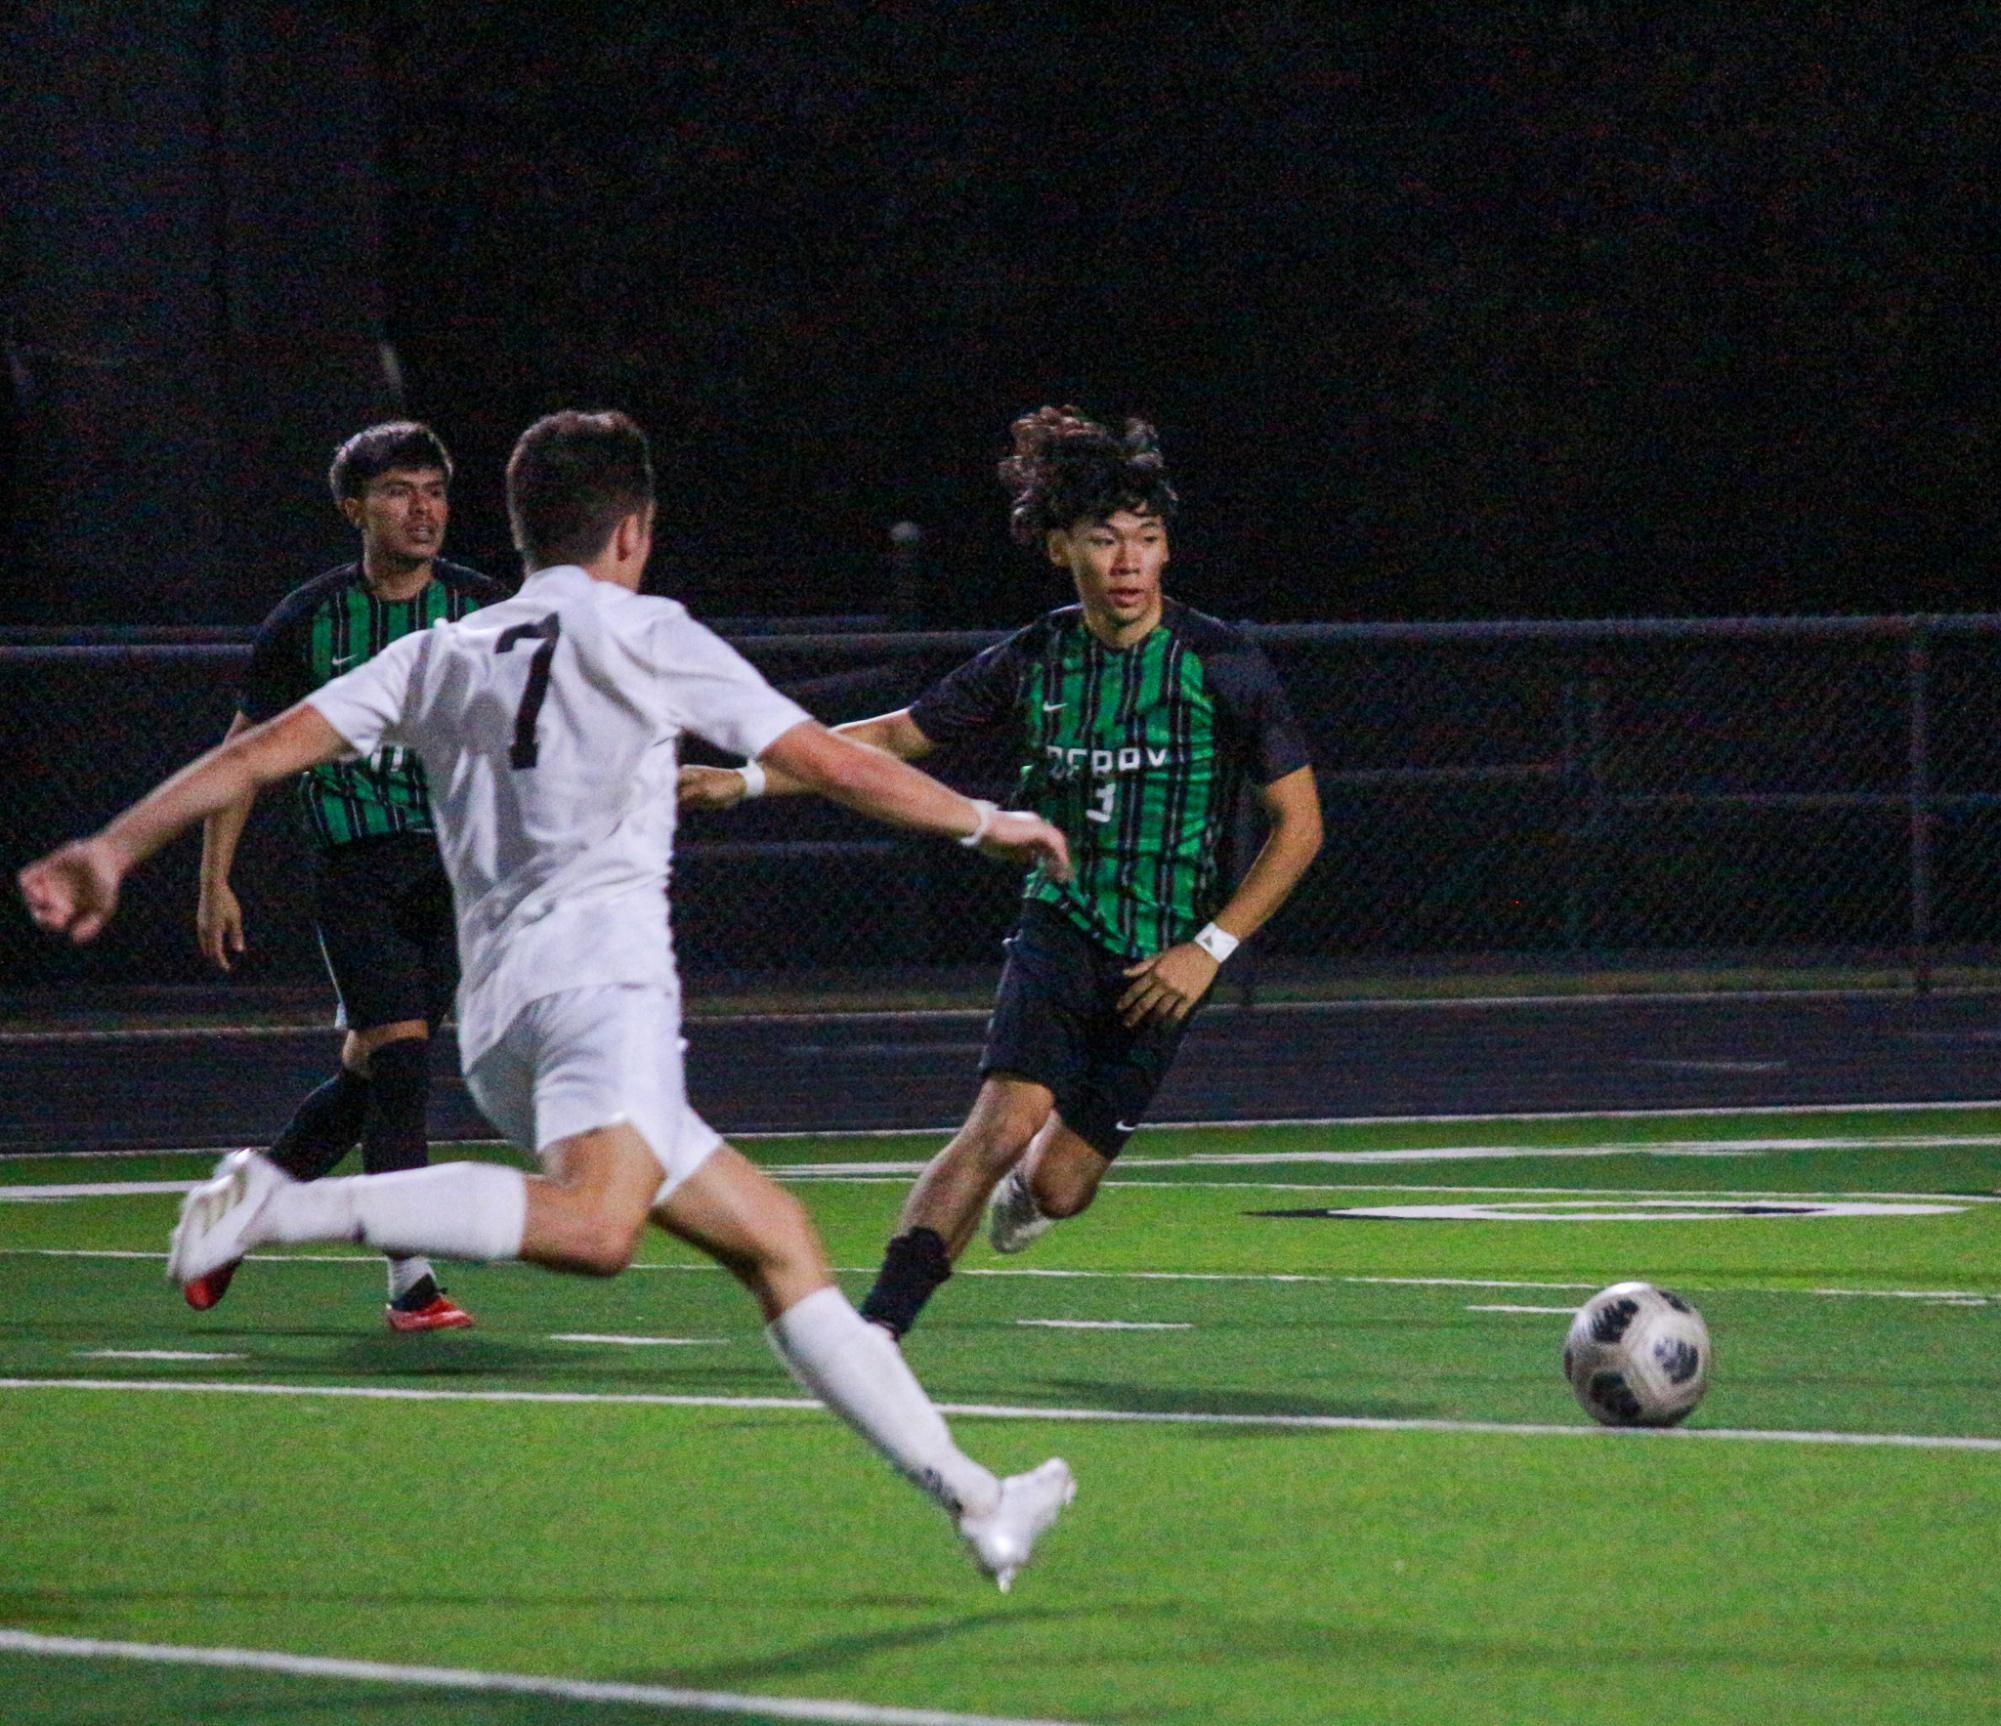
[682,406,1323,1340]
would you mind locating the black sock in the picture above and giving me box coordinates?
[858,1227,953,1338]
[390,1271,441,1310]
[359,1038,431,1176]
[268,1066,371,1181]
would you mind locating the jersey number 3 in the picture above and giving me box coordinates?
[496,614,562,769]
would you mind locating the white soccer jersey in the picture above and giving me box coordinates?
[308,563,809,1063]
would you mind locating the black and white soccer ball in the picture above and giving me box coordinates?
[1563,1281,1711,1428]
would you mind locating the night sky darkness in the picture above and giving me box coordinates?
[10,5,2001,625]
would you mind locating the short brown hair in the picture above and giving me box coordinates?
[506,410,655,569]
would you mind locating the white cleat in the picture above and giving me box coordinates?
[987,1166,1055,1256]
[958,1458,1076,1592]
[166,1150,290,1289]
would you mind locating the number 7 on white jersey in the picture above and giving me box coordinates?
[496,614,562,769]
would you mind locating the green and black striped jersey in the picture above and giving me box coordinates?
[909,599,1312,958]
[239,558,509,851]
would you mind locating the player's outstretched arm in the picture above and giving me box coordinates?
[1118,765,1324,1027]
[759,718,1069,882]
[20,703,353,945]
[679,708,933,809]
[196,710,259,971]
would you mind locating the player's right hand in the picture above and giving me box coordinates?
[979,810,1072,884]
[677,765,749,810]
[197,881,246,971]
[18,837,125,945]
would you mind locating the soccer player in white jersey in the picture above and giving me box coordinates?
[18,409,1076,1590]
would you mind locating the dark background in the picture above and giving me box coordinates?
[4,2,1997,630]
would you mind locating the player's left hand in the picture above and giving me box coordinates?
[17,836,125,944]
[1118,942,1219,1027]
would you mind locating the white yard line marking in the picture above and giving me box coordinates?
[549,1334,724,1347]
[0,1181,196,1202]
[1015,1320,1193,1331]
[777,1138,1975,1176]
[1125,1135,2001,1164]
[1287,1199,1965,1222]
[0,1629,1096,1726]
[1352,1275,1598,1289]
[11,1096,2001,1161]
[0,1143,498,1162]
[3,1376,1998,1453]
[1809,1287,1998,1306]
[1466,1305,1575,1315]
[7,1248,2001,1303]
[1107,1181,2001,1202]
[19,1170,1999,1206]
[77,1349,246,1362]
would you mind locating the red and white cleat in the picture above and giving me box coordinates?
[385,1293,475,1333]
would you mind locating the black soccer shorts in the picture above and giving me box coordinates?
[312,832,459,1033]
[978,900,1197,1159]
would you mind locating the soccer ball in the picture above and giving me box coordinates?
[1563,1281,1711,1428]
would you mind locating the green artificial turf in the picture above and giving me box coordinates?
[3,1107,1999,1724]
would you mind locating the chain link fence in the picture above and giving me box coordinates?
[7,615,2001,1021]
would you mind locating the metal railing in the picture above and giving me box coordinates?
[8,612,2001,1016]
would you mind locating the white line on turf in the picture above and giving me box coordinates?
[1131,1135,2001,1163]
[1015,1320,1193,1331]
[1466,1305,1576,1315]
[11,1095,2001,1159]
[6,1249,1999,1303]
[9,1175,1999,1206]
[1106,1181,2001,1202]
[1304,1199,1966,1221]
[550,1334,724,1347]
[4,1376,1999,1453]
[0,1630,1097,1726]
[0,1181,196,1201]
[77,1349,246,1361]
[767,1137,2001,1175]
[1810,1287,2000,1304]
[0,1143,502,1161]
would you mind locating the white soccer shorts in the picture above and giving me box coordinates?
[464,983,723,1203]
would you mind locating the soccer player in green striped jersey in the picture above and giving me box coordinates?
[681,406,1323,1339]
[191,422,509,1328]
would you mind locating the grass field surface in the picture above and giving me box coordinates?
[4,1106,2000,1724]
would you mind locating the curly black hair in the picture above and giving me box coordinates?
[998,406,1179,547]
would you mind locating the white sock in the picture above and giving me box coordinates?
[261,1162,527,1263]
[767,1285,1000,1520]
[386,1256,436,1301]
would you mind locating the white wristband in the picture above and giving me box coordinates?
[1193,922,1240,963]
[736,761,767,800]
[956,799,998,847]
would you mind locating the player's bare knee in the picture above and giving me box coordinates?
[959,1111,1045,1177]
[1035,1176,1096,1220]
[575,1223,641,1277]
[565,1203,648,1276]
